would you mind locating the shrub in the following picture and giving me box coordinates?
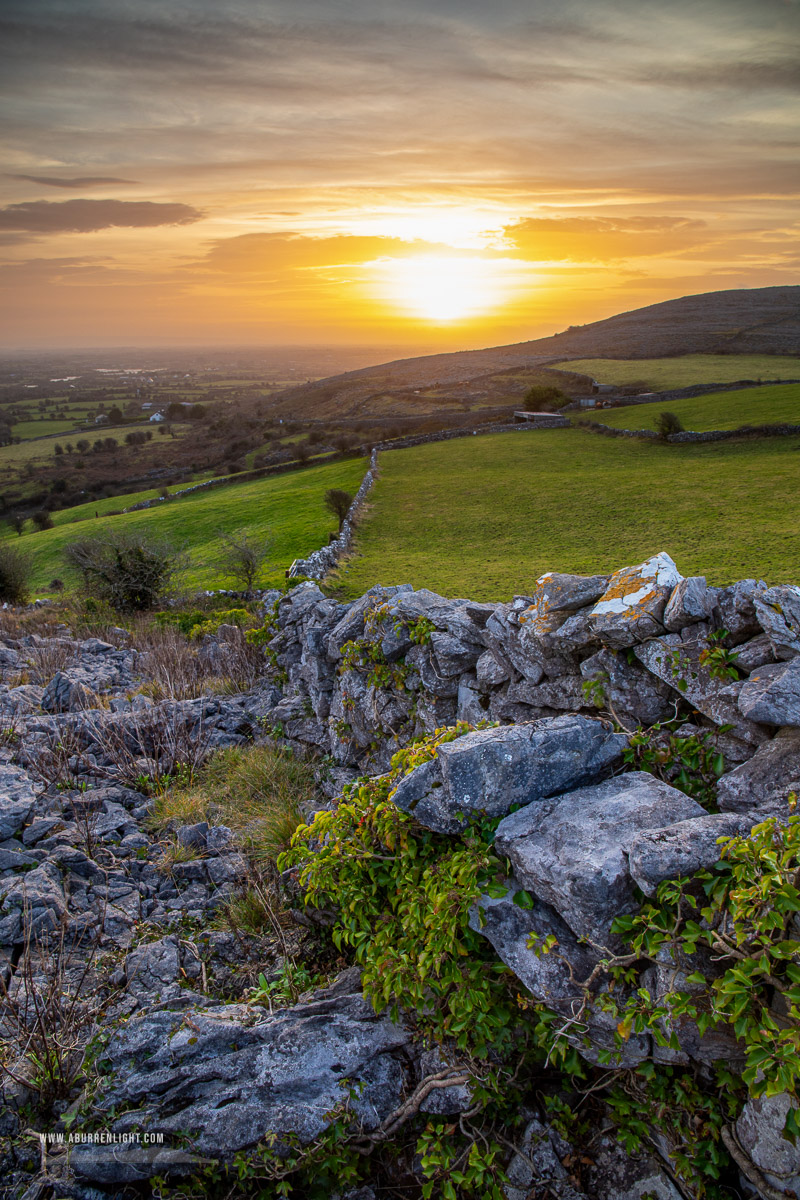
[655,410,684,439]
[281,723,517,1056]
[0,543,32,603]
[32,510,54,531]
[324,488,354,532]
[64,529,185,612]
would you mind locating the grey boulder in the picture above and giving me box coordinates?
[627,812,751,897]
[390,715,627,834]
[754,584,800,660]
[717,729,800,817]
[470,885,649,1067]
[735,1092,800,1196]
[663,576,714,632]
[494,772,704,944]
[589,553,682,648]
[739,659,800,726]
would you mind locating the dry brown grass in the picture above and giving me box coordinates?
[25,640,78,684]
[133,624,264,699]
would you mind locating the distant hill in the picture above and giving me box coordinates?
[269,285,800,419]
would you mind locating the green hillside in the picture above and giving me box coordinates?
[591,382,800,432]
[553,354,800,390]
[335,430,800,601]
[21,457,367,595]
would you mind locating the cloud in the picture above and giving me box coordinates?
[0,200,203,233]
[503,216,709,262]
[11,174,137,188]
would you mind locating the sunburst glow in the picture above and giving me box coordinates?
[377,254,508,322]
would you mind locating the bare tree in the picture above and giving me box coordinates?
[217,529,270,597]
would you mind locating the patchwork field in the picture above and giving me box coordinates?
[334,429,800,601]
[552,354,800,390]
[20,457,367,595]
[589,382,800,432]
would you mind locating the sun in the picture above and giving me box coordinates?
[378,254,506,322]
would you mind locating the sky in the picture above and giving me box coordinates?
[0,0,798,351]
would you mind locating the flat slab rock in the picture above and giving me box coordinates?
[390,714,627,834]
[71,991,409,1183]
[494,772,704,944]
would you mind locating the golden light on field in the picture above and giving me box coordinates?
[378,254,509,322]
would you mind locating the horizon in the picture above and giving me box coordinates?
[1,0,798,351]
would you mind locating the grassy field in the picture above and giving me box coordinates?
[552,355,800,390]
[11,419,83,439]
[20,457,367,595]
[591,383,800,432]
[334,430,800,601]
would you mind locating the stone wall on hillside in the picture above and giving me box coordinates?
[253,551,800,1088]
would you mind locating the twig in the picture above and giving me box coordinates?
[721,1125,792,1200]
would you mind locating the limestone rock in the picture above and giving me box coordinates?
[735,1093,800,1197]
[504,1116,587,1200]
[429,631,482,677]
[417,1048,473,1115]
[41,671,101,713]
[390,715,627,834]
[627,812,751,897]
[580,647,675,726]
[494,772,703,944]
[125,935,182,1001]
[663,576,714,631]
[754,584,800,660]
[71,992,409,1182]
[470,885,649,1067]
[735,633,778,673]
[589,552,682,648]
[717,729,800,816]
[714,578,766,644]
[0,861,66,944]
[475,649,510,690]
[529,570,611,615]
[587,1135,684,1200]
[739,659,800,726]
[635,629,768,746]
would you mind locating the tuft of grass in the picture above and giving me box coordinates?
[153,742,317,864]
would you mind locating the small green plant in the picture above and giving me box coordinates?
[249,960,325,1007]
[622,722,726,810]
[281,723,517,1057]
[698,629,741,681]
[581,672,608,709]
